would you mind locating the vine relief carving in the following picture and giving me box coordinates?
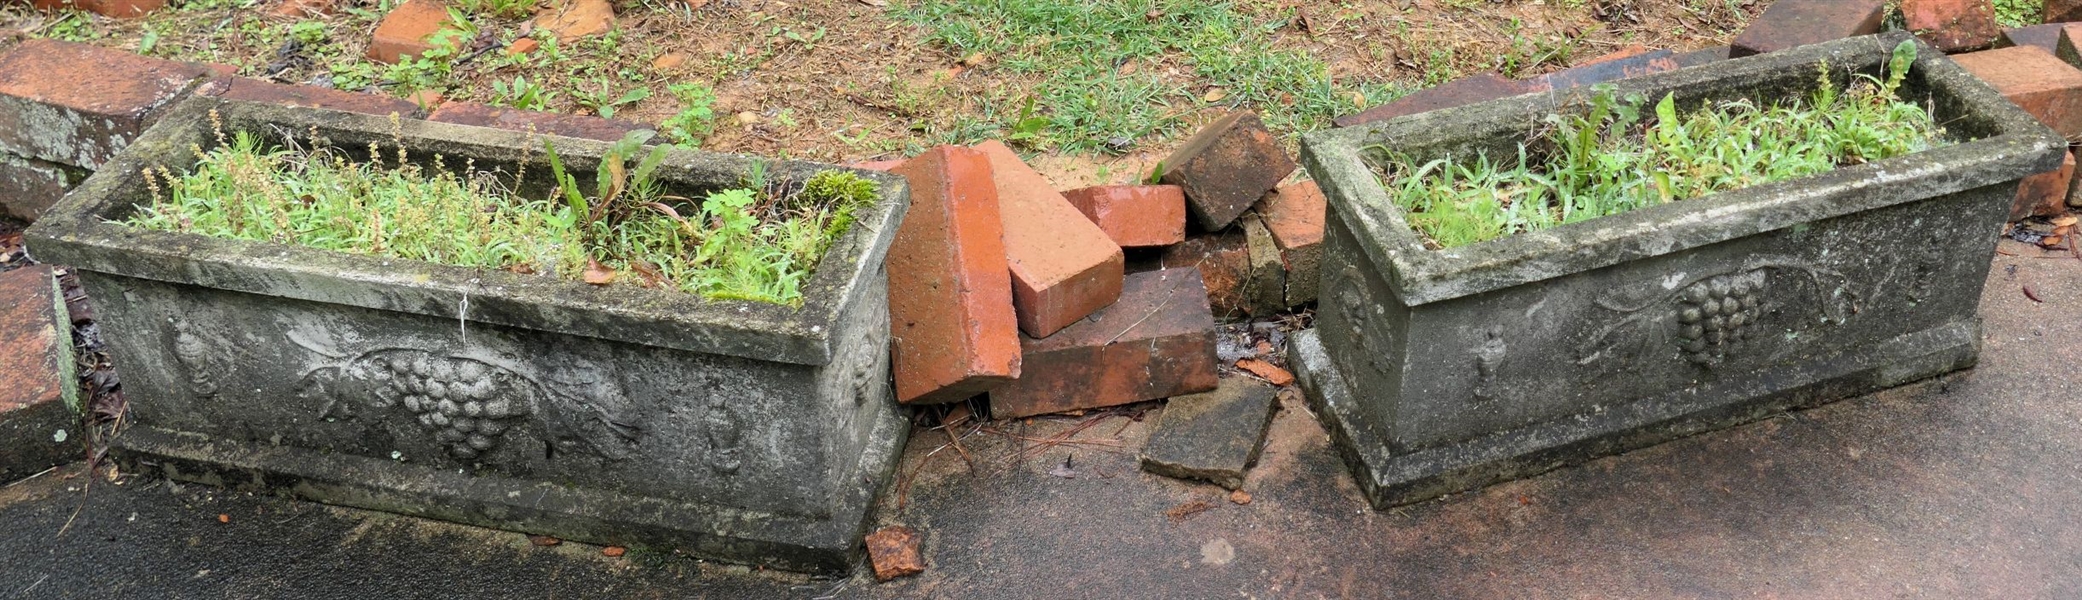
[1577,258,1858,372]
[1335,266,1397,378]
[167,317,221,398]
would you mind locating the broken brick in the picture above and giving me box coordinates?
[1903,0,2002,53]
[972,140,1125,338]
[1240,215,1285,316]
[1728,0,1886,58]
[271,0,335,17]
[2057,25,2082,69]
[2014,149,2076,220]
[864,526,924,581]
[532,0,616,42]
[1256,181,1324,306]
[1333,74,1529,128]
[847,158,906,172]
[988,268,1219,420]
[29,0,163,18]
[1138,377,1278,490]
[2052,0,2082,23]
[1159,111,1296,230]
[885,146,1022,405]
[1527,48,1678,92]
[0,39,220,168]
[1156,231,1250,320]
[1950,45,2082,139]
[367,0,462,64]
[0,152,86,222]
[1060,184,1188,248]
[0,266,79,483]
[2000,23,2068,55]
[427,101,651,142]
[198,77,423,118]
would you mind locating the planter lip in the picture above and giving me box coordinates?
[25,97,908,366]
[1300,33,2067,307]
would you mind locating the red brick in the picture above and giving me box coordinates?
[0,39,219,168]
[1729,0,1885,58]
[2014,149,2075,219]
[1526,48,1678,92]
[0,265,80,482]
[1951,46,2082,139]
[30,0,163,18]
[885,146,1022,405]
[532,0,616,41]
[847,159,905,171]
[1159,111,1296,230]
[864,526,924,581]
[2057,25,2082,68]
[2000,23,2067,55]
[988,268,1218,419]
[1156,232,1249,320]
[1903,0,2002,53]
[427,101,649,142]
[1671,45,1731,68]
[1333,74,1530,128]
[197,77,423,118]
[0,153,85,222]
[367,0,461,64]
[972,140,1124,338]
[2051,0,2082,22]
[1060,184,1187,248]
[1240,215,1284,315]
[1257,181,1324,306]
[1577,45,1657,67]
[271,0,335,17]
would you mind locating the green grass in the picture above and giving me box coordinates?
[1994,0,2044,28]
[122,126,877,305]
[893,0,1397,153]
[1376,41,1944,250]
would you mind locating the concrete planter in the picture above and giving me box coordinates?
[26,98,910,572]
[1291,33,2065,509]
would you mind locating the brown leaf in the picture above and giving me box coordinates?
[582,259,617,286]
[1235,358,1295,386]
[1228,489,1253,505]
[630,261,666,288]
[1164,500,1215,522]
[602,546,627,557]
[2024,285,2043,303]
[855,0,886,6]
[1202,87,1228,103]
[1144,9,1164,19]
[2043,235,2066,248]
[2054,215,2079,227]
[1295,8,1313,33]
[528,534,562,547]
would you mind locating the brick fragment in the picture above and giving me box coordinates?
[1729,0,1885,58]
[972,140,1125,338]
[1334,74,1529,128]
[2014,149,2076,220]
[1903,0,2002,53]
[2051,0,2082,23]
[198,77,423,118]
[271,0,335,17]
[2000,23,2066,55]
[1240,215,1285,315]
[0,39,219,168]
[2057,25,2082,68]
[1060,184,1187,248]
[0,266,79,482]
[1156,232,1250,320]
[0,153,86,222]
[847,159,905,172]
[1160,111,1296,230]
[1256,181,1324,306]
[864,526,924,581]
[1527,48,1677,92]
[367,0,462,64]
[505,38,541,56]
[1138,377,1278,490]
[533,0,616,41]
[1234,358,1293,386]
[1576,45,1657,67]
[885,146,1021,405]
[428,101,651,142]
[29,0,162,18]
[1950,45,2082,139]
[988,268,1218,419]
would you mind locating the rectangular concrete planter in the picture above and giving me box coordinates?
[1292,33,2066,509]
[25,98,911,573]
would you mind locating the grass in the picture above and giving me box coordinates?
[1376,40,1944,250]
[122,122,878,305]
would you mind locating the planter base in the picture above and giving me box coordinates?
[1290,320,1980,509]
[113,400,909,574]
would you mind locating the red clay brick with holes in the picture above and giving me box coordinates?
[884,146,1023,405]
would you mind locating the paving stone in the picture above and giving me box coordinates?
[2000,23,2066,55]
[1526,48,1678,92]
[0,39,220,168]
[885,146,1022,405]
[1240,215,1285,316]
[1903,0,2002,53]
[0,152,86,222]
[1728,0,1885,58]
[2014,148,2076,219]
[532,0,616,41]
[988,268,1218,420]
[864,526,924,581]
[197,77,423,118]
[2052,0,2082,22]
[1156,232,1250,320]
[0,265,79,483]
[1138,377,1278,490]
[367,0,461,64]
[972,140,1125,338]
[1950,45,2082,139]
[1333,74,1530,128]
[28,0,163,18]
[1159,111,1295,230]
[1256,181,1324,306]
[1060,184,1188,248]
[2057,24,2082,68]
[427,101,651,142]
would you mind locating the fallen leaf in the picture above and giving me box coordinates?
[1351,91,1367,108]
[1228,489,1252,505]
[2024,285,2043,303]
[1255,340,1274,355]
[736,111,760,126]
[582,259,617,286]
[1202,87,1228,103]
[602,546,627,557]
[856,0,885,5]
[1165,500,1215,522]
[1235,358,1295,386]
[1144,9,1164,19]
[2055,215,2079,227]
[959,52,988,66]
[2043,235,2066,248]
[528,534,562,547]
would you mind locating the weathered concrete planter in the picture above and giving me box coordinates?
[1291,34,2065,509]
[25,98,911,572]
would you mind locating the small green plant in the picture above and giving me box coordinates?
[659,82,718,147]
[488,75,554,110]
[1005,95,1051,147]
[1994,0,2044,28]
[570,80,650,119]
[289,20,329,45]
[1376,41,1943,249]
[451,0,536,19]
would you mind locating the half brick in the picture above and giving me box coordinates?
[1257,181,1325,306]
[1728,0,1885,58]
[0,39,221,168]
[972,140,1125,338]
[1060,184,1188,248]
[1240,215,1285,316]
[428,101,652,142]
[29,0,163,18]
[1159,111,1296,230]
[2014,149,2076,220]
[988,268,1219,419]
[885,146,1022,405]
[1903,0,2002,53]
[0,266,79,483]
[1950,45,2082,140]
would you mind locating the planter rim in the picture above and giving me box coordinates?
[25,98,908,366]
[1300,32,2067,307]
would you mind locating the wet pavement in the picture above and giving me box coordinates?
[3,240,2080,599]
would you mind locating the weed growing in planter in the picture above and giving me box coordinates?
[1375,41,1943,249]
[121,123,876,305]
